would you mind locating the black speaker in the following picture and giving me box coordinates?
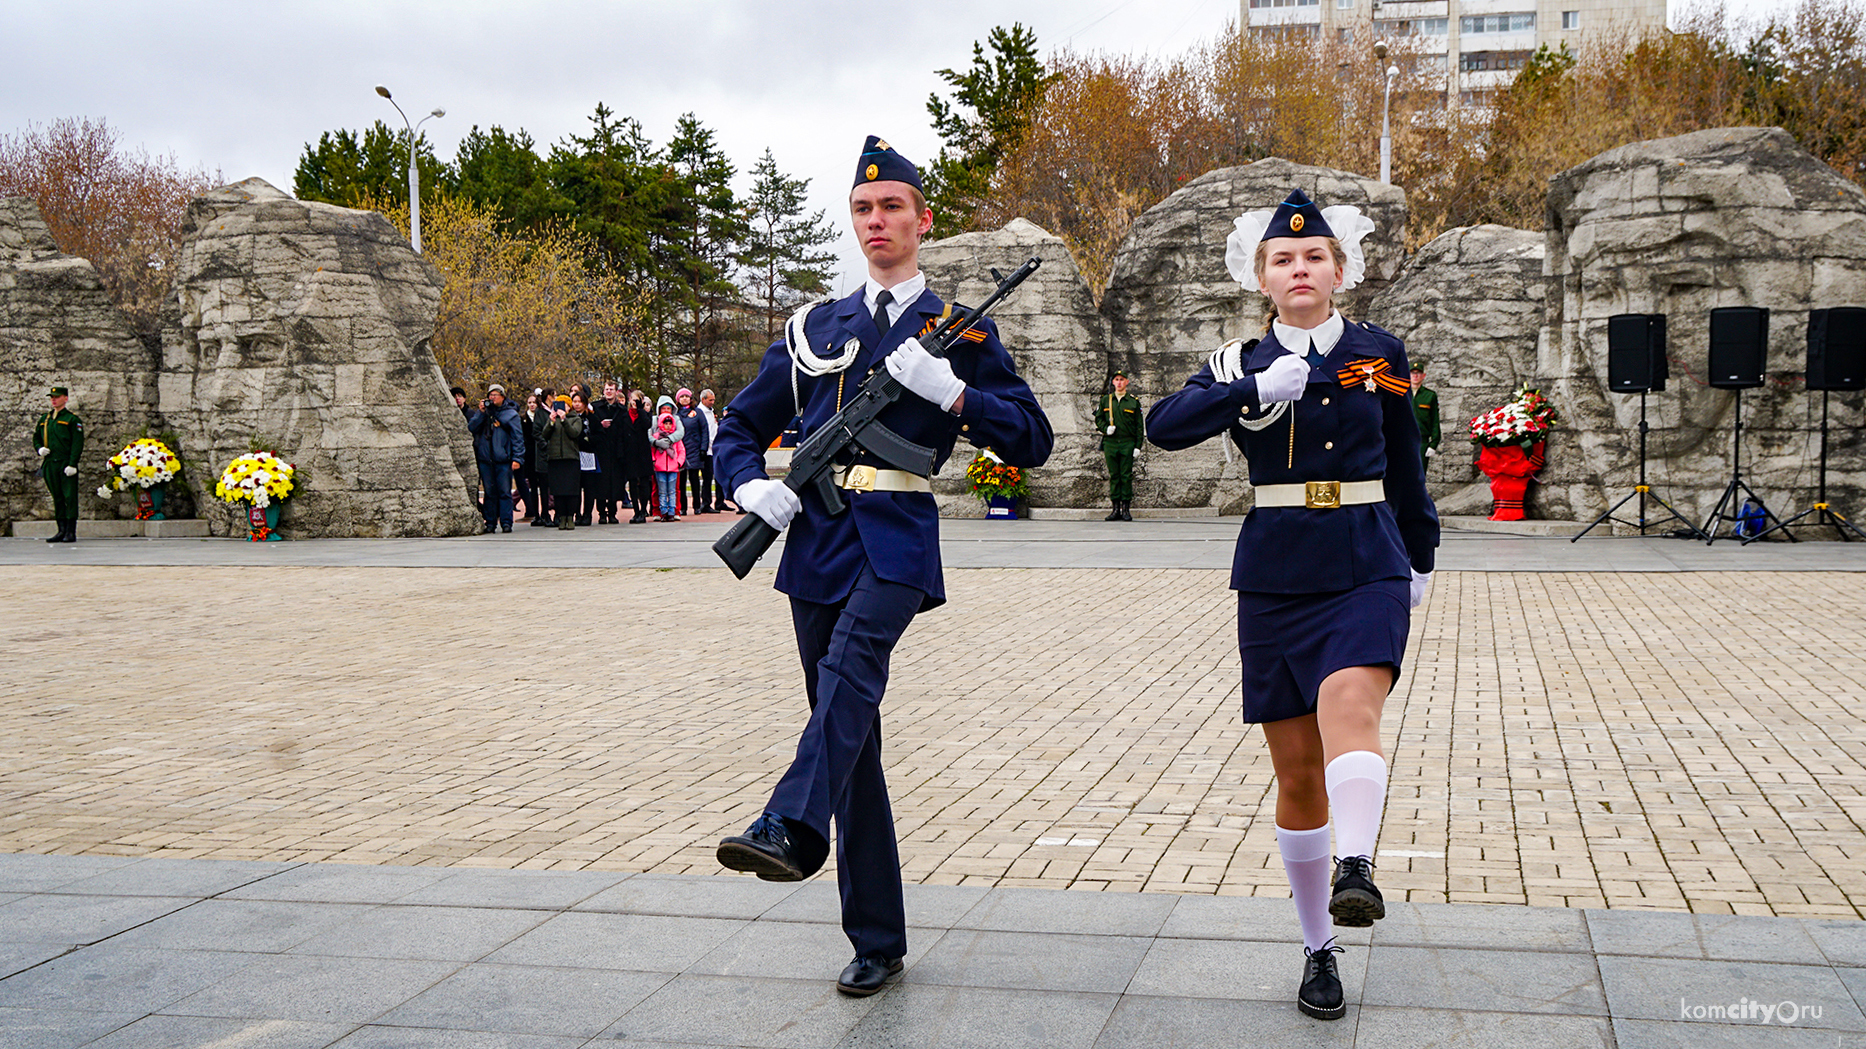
[1607,313,1667,393]
[1708,306,1768,389]
[1808,307,1866,392]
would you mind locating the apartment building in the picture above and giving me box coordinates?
[1241,0,1668,104]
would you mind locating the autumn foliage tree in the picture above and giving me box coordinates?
[0,116,218,345]
[365,193,646,394]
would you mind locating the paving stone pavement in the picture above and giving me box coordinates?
[6,853,1866,1048]
[3,523,1866,1045]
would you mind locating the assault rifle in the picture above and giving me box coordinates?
[713,255,1042,579]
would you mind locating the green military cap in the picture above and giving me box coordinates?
[1111,370,1128,379]
[48,386,68,397]
[1409,360,1427,373]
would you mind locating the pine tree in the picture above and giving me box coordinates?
[742,148,839,348]
[924,23,1052,238]
[293,120,451,208]
[664,113,750,389]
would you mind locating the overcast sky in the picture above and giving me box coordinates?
[3,0,1802,293]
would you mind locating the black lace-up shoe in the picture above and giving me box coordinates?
[1298,942,1347,1020]
[837,954,904,996]
[717,812,806,881]
[1329,855,1385,927]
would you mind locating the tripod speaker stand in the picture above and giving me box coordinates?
[1701,387,1792,544]
[1572,390,1706,540]
[1745,389,1866,543]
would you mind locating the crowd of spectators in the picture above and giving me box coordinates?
[454,380,737,533]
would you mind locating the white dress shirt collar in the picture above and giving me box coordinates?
[864,273,926,329]
[1272,309,1345,359]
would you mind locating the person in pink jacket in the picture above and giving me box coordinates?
[649,395,686,521]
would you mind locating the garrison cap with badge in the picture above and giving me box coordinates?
[855,135,923,191]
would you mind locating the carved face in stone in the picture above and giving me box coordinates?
[1259,236,1344,322]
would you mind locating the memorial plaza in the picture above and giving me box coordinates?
[2,517,1865,1047]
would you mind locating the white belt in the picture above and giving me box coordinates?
[836,465,931,493]
[1254,479,1384,509]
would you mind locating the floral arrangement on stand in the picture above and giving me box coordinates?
[1468,385,1560,521]
[97,438,182,520]
[967,448,1028,520]
[215,450,297,540]
[1468,384,1561,449]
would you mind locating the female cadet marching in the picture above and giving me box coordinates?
[1146,189,1438,1022]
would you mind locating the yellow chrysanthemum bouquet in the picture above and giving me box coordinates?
[216,451,296,508]
[98,438,183,519]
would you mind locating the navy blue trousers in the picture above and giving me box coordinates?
[477,461,513,528]
[768,563,919,961]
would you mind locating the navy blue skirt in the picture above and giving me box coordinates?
[1236,579,1411,724]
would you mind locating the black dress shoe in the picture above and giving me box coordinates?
[836,954,903,996]
[482,521,497,534]
[500,525,512,533]
[1330,855,1385,927]
[1297,942,1346,1020]
[717,813,806,881]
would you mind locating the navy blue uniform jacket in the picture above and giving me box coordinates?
[714,286,1053,610]
[1146,321,1438,594]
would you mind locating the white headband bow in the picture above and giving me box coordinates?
[1223,204,1378,293]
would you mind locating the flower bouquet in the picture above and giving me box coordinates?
[967,449,1028,519]
[1468,385,1560,450]
[98,438,182,520]
[216,450,296,540]
[1468,385,1557,521]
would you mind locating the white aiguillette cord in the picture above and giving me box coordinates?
[785,298,861,417]
[1208,338,1289,464]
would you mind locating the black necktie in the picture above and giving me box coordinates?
[872,290,893,340]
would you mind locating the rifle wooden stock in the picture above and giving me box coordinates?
[711,256,1042,579]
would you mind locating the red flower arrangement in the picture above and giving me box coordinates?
[966,449,1029,503]
[1468,385,1560,449]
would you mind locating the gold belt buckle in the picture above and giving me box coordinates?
[845,465,877,492]
[1305,481,1341,509]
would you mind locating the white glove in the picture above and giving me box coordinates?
[1254,353,1310,404]
[1408,570,1432,610]
[62,465,76,477]
[1425,447,1437,458]
[736,478,801,531]
[37,447,49,457]
[885,337,965,412]
[1106,425,1116,435]
[1131,447,1139,458]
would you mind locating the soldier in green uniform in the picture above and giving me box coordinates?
[1410,361,1440,469]
[33,385,84,543]
[1095,370,1144,521]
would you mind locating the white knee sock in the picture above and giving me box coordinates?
[1276,823,1334,952]
[1325,751,1388,860]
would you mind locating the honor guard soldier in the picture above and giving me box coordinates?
[712,136,1052,997]
[1095,370,1144,520]
[1410,360,1440,468]
[34,385,85,543]
[1147,189,1438,1022]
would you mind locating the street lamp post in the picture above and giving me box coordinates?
[1374,46,1399,185]
[375,85,444,253]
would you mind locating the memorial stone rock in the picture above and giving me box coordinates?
[1365,224,1546,517]
[921,218,1106,513]
[1543,126,1866,526]
[158,179,480,538]
[1,196,162,526]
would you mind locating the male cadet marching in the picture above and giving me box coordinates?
[1095,370,1143,520]
[1409,360,1440,468]
[712,136,1052,996]
[34,385,84,543]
